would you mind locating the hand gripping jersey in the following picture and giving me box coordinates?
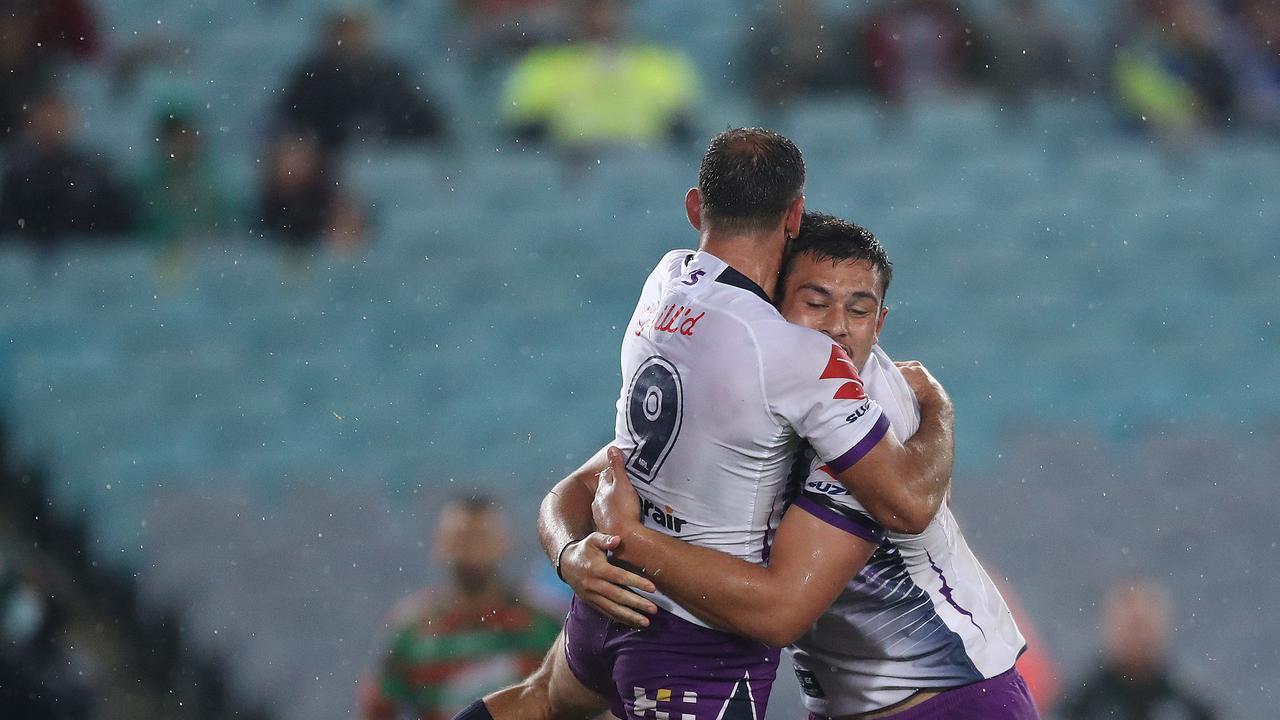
[789,346,1027,718]
[613,250,890,627]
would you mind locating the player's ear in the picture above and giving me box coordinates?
[685,187,703,231]
[783,194,804,239]
[875,304,888,339]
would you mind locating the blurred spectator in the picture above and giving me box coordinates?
[256,131,364,252]
[359,495,561,720]
[858,0,990,101]
[0,0,98,143]
[0,548,96,720]
[1059,578,1216,720]
[988,0,1076,107]
[0,92,136,242]
[1112,0,1235,136]
[136,110,234,249]
[455,0,563,60]
[34,0,99,58]
[281,9,444,153]
[746,0,861,109]
[1221,0,1280,130]
[501,0,699,148]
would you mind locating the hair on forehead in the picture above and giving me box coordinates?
[783,212,893,301]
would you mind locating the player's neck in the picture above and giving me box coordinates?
[699,232,787,301]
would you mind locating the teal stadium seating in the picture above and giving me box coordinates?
[1,2,1277,718]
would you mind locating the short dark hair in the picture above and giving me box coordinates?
[782,211,894,303]
[697,128,805,234]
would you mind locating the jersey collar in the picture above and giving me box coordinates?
[714,264,772,304]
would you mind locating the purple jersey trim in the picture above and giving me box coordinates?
[792,495,883,544]
[825,413,890,475]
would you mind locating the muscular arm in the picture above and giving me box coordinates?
[620,505,872,646]
[537,445,658,626]
[834,362,954,534]
[596,449,875,647]
[536,445,608,567]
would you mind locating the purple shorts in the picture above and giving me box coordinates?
[563,596,781,720]
[811,668,1040,720]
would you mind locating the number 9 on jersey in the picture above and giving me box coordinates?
[624,356,684,484]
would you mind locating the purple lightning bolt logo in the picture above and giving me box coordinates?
[925,549,985,639]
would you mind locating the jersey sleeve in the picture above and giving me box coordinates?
[764,327,890,475]
[791,463,886,545]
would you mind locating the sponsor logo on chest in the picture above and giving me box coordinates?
[640,496,687,533]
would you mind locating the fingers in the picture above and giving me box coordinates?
[584,593,652,629]
[582,576,657,628]
[590,578,658,615]
[582,533,655,593]
[606,446,628,480]
[606,447,636,490]
[585,532,621,552]
[600,562,657,594]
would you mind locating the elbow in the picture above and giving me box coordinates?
[750,610,814,648]
[771,622,811,648]
[766,618,813,648]
[880,503,935,535]
[535,490,559,533]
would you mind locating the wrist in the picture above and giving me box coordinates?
[610,523,651,566]
[553,537,580,582]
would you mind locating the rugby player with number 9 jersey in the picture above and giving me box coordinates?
[452,129,960,720]
[591,213,1038,720]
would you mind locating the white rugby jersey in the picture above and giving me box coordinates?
[788,346,1026,717]
[613,249,890,627]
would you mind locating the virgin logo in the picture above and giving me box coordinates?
[636,303,705,337]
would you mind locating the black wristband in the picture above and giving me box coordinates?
[554,538,578,582]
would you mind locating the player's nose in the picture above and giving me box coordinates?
[825,311,849,339]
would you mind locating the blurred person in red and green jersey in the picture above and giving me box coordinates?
[360,495,562,720]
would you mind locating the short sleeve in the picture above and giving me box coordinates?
[764,329,890,474]
[791,464,885,545]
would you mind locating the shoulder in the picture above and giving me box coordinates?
[756,321,846,383]
[656,248,695,273]
[868,346,919,413]
[639,249,697,292]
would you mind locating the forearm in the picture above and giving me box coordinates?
[843,399,954,534]
[537,446,610,565]
[612,526,789,643]
[896,399,955,522]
